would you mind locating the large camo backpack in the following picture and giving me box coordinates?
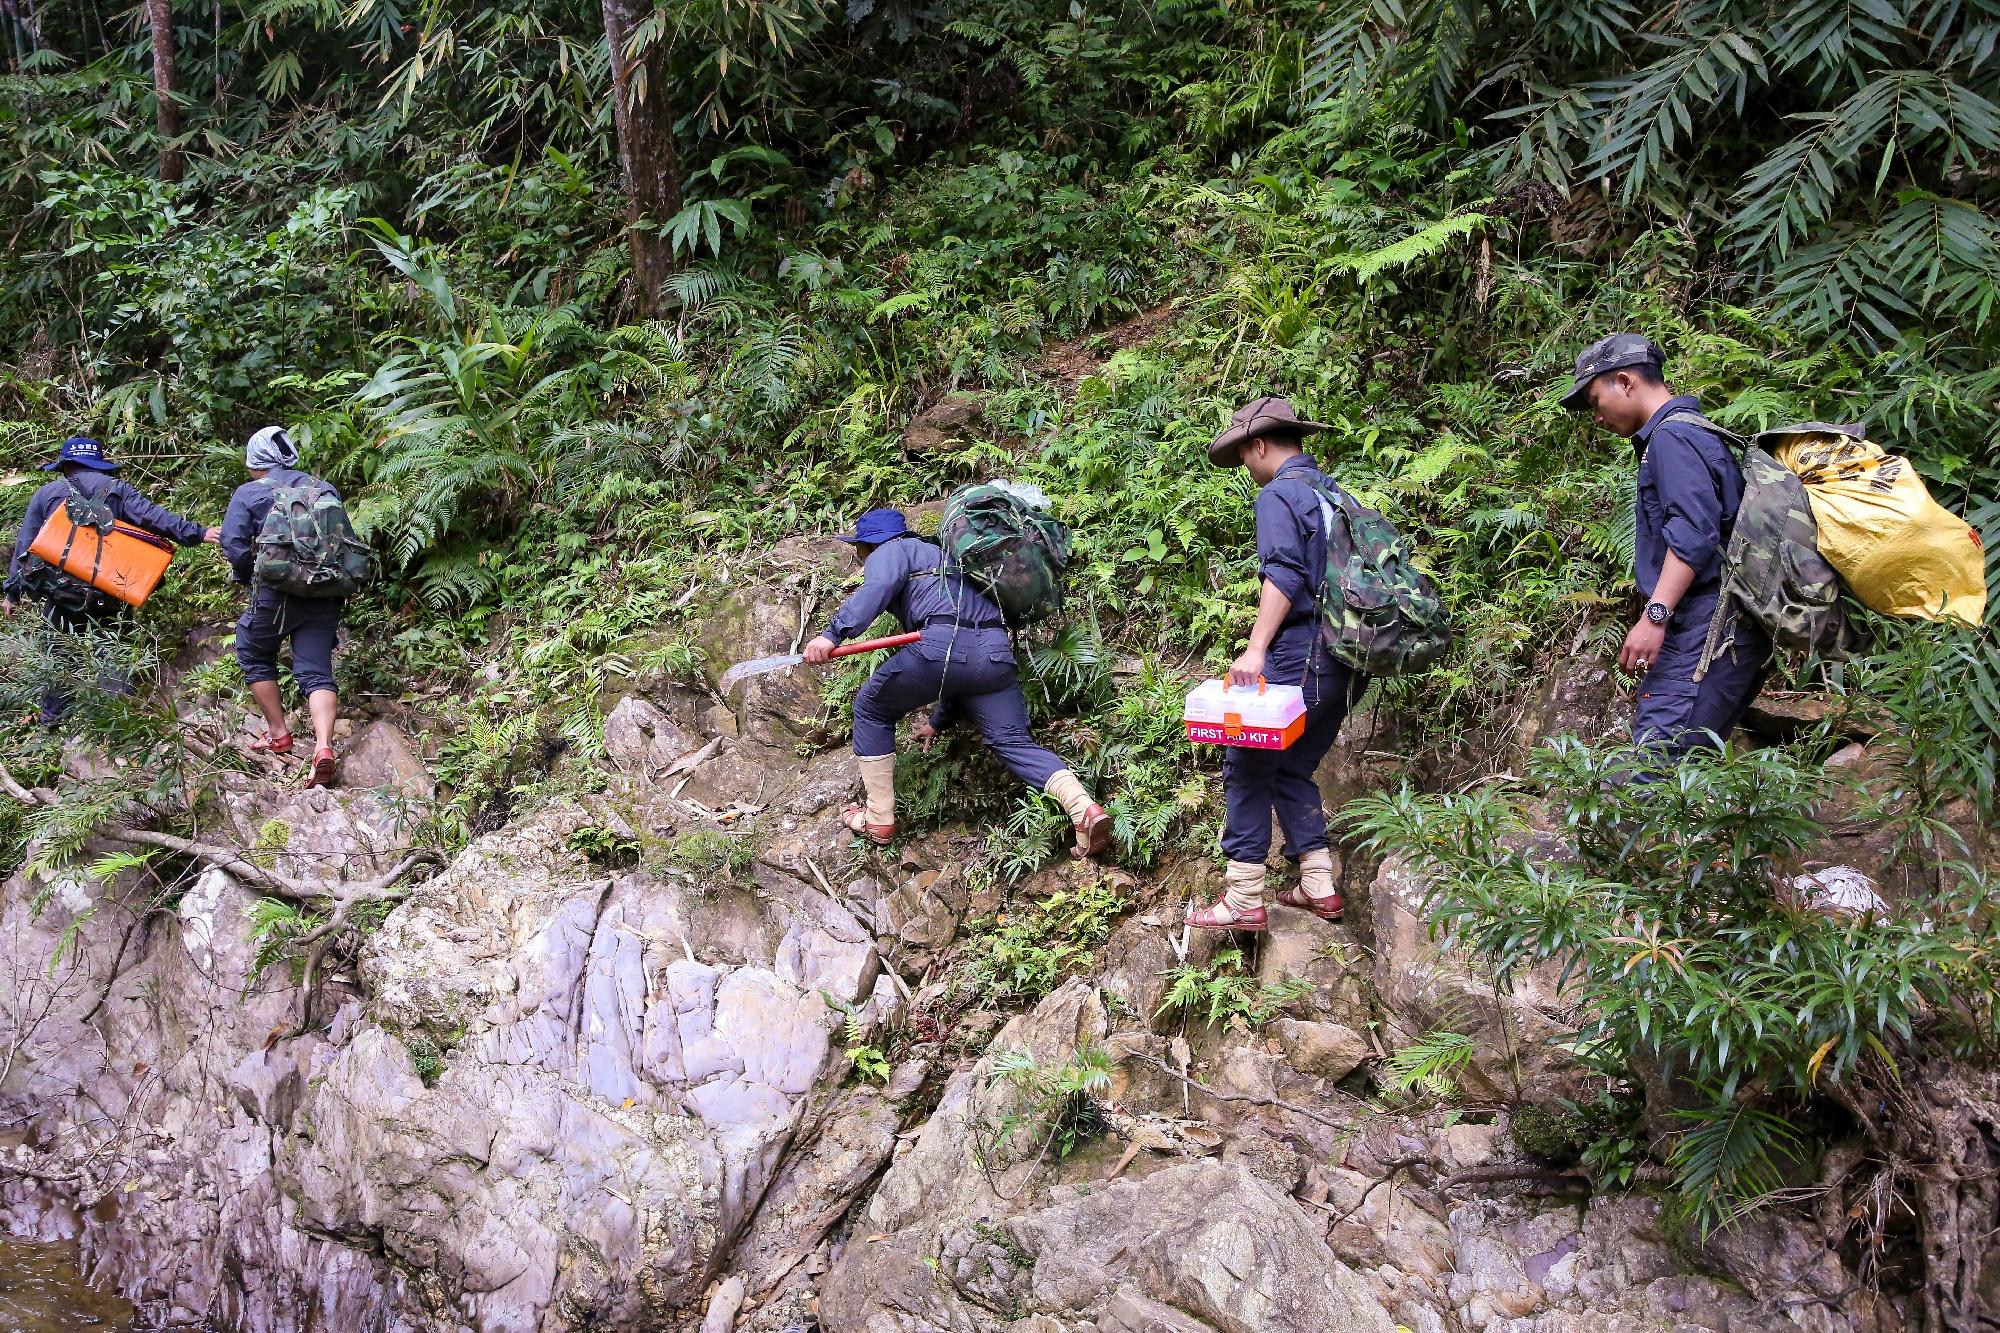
[20,483,122,616]
[1301,477,1452,677]
[937,481,1072,628]
[1683,413,1860,682]
[253,476,372,599]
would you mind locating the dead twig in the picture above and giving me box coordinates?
[1122,1051,1363,1131]
[1438,1163,1589,1189]
[1296,1155,1429,1230]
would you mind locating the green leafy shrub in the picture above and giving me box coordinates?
[566,824,642,869]
[1347,730,1999,1234]
[1380,1029,1476,1104]
[962,876,1132,1006]
[987,1043,1114,1161]
[248,898,326,980]
[663,829,757,883]
[1155,946,1312,1028]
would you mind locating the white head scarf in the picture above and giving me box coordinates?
[245,425,298,470]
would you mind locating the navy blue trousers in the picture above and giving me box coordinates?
[1220,632,1365,863]
[852,645,1067,789]
[37,603,132,724]
[1633,597,1771,769]
[236,589,344,696]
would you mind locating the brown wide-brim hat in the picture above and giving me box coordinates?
[1207,395,1329,467]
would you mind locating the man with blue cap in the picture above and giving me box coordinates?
[1561,334,1771,764]
[802,506,1111,855]
[3,436,218,723]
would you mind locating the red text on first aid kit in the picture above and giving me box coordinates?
[1182,680,1306,751]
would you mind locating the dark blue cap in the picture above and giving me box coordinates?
[40,436,119,473]
[1560,333,1666,410]
[835,508,909,545]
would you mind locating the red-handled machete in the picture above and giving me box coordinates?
[717,631,922,693]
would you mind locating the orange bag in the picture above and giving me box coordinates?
[28,504,176,608]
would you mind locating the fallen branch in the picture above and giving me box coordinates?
[0,759,439,930]
[1297,1155,1429,1229]
[1438,1163,1588,1189]
[1122,1051,1361,1132]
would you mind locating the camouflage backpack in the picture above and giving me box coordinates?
[1683,414,1860,681]
[1302,478,1452,677]
[253,476,372,599]
[938,481,1072,628]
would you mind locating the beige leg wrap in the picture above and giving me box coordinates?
[1298,848,1338,901]
[1223,860,1269,915]
[858,754,897,827]
[1043,769,1095,823]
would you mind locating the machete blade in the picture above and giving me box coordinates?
[717,652,806,693]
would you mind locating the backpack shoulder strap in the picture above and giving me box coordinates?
[1660,410,1746,451]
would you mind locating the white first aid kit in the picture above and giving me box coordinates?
[1182,679,1306,750]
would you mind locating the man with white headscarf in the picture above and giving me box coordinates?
[220,426,350,787]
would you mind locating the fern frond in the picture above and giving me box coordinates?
[1669,1099,1808,1235]
[1337,212,1493,284]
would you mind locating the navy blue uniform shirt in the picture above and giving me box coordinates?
[6,471,206,599]
[1634,396,1744,602]
[1258,452,1336,620]
[824,535,1013,664]
[221,468,337,585]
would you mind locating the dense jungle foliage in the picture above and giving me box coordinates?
[1,0,1998,1311]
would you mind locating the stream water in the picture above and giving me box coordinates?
[0,1236,134,1332]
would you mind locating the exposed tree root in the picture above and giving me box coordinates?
[1829,1053,2000,1332]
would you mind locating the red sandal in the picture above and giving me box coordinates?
[841,805,895,847]
[1186,898,1268,932]
[1276,884,1345,922]
[1071,804,1113,858]
[249,732,295,756]
[305,747,338,789]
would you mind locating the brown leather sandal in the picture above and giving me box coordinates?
[1185,898,1267,932]
[1071,804,1113,858]
[1276,884,1345,922]
[841,805,895,847]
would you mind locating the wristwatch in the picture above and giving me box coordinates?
[1644,600,1672,625]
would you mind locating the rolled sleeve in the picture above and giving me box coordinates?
[825,544,908,642]
[1651,433,1725,575]
[1255,486,1311,608]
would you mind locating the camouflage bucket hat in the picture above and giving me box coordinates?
[1207,396,1330,467]
[1559,333,1665,411]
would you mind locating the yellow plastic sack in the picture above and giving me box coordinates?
[1771,428,1986,626]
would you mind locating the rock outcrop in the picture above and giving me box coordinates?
[0,572,1912,1333]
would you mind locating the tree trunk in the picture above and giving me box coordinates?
[599,0,680,315]
[145,0,181,182]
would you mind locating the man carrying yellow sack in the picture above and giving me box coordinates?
[1766,423,1986,625]
[1560,336,1773,767]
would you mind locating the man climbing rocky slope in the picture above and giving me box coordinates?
[1,529,1987,1333]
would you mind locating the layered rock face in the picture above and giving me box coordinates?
[0,564,1913,1332]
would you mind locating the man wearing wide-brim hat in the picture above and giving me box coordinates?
[3,436,219,724]
[1188,397,1367,932]
[1560,333,1771,766]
